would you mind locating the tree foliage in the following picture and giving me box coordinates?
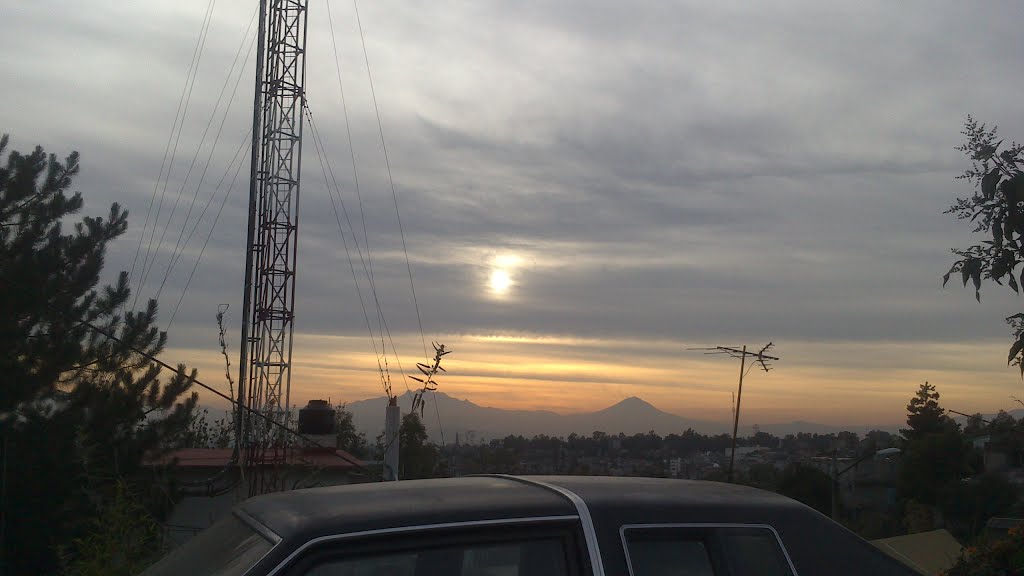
[944,117,1024,373]
[902,382,947,441]
[898,383,969,508]
[891,384,1022,540]
[946,526,1024,576]
[334,404,367,457]
[0,135,197,574]
[940,473,1018,540]
[776,463,832,516]
[179,408,234,449]
[399,412,438,479]
[58,481,165,576]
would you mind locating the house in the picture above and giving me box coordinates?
[871,529,963,575]
[151,400,368,546]
[985,517,1024,540]
[152,444,367,545]
[982,438,1021,473]
[806,454,900,518]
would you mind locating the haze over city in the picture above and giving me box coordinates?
[5,0,1024,427]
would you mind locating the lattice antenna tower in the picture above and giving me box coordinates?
[237,0,310,496]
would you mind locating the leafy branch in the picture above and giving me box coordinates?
[409,342,451,417]
[944,116,1024,374]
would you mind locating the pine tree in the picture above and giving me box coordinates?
[897,382,968,508]
[0,135,197,574]
[902,381,946,441]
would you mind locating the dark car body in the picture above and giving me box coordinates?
[142,475,917,576]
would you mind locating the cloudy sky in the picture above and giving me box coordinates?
[5,0,1024,427]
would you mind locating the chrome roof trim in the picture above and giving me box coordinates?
[264,514,580,576]
[619,522,800,576]
[234,508,282,545]
[493,476,607,576]
[232,508,282,576]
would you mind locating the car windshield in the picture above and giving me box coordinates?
[141,513,276,576]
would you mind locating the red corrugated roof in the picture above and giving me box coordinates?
[150,447,361,469]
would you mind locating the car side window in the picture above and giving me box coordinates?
[622,525,794,576]
[624,538,714,576]
[717,527,794,576]
[301,536,570,576]
[304,552,417,576]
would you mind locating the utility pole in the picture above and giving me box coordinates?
[692,342,779,483]
[730,345,748,483]
[830,447,901,521]
[384,397,400,481]
[237,0,268,463]
[382,342,451,481]
[831,449,839,520]
[1,434,7,576]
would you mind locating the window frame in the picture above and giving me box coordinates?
[618,523,800,576]
[273,516,588,576]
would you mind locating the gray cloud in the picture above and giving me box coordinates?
[6,0,1024,414]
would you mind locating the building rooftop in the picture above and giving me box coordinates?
[872,529,962,576]
[151,447,362,469]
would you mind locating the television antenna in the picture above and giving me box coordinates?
[690,342,779,482]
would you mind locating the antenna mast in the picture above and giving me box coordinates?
[691,342,779,483]
[238,0,310,496]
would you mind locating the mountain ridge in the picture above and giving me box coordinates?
[338,392,899,440]
[196,393,900,439]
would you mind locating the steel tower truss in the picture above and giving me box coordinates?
[239,0,309,495]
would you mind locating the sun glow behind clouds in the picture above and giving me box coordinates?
[486,254,522,298]
[489,269,512,295]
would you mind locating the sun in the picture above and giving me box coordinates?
[489,269,512,296]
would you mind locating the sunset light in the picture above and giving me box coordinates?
[489,268,512,296]
[13,0,1024,568]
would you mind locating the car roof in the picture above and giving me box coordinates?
[238,476,919,576]
[237,475,797,542]
[239,475,574,541]
[536,475,800,511]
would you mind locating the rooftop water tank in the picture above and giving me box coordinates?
[298,399,336,435]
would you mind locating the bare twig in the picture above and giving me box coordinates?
[215,305,235,415]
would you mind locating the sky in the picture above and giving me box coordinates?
[5,0,1024,427]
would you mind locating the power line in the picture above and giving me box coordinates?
[432,389,445,448]
[324,11,397,395]
[324,0,385,365]
[134,0,218,311]
[128,0,217,308]
[351,0,428,360]
[321,1,414,393]
[169,125,253,279]
[70,316,366,471]
[305,106,387,393]
[165,131,253,330]
[156,7,260,303]
[147,6,257,305]
[304,106,413,396]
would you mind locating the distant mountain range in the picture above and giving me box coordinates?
[338,392,899,441]
[196,392,998,441]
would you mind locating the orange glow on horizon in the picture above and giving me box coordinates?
[170,333,1024,428]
